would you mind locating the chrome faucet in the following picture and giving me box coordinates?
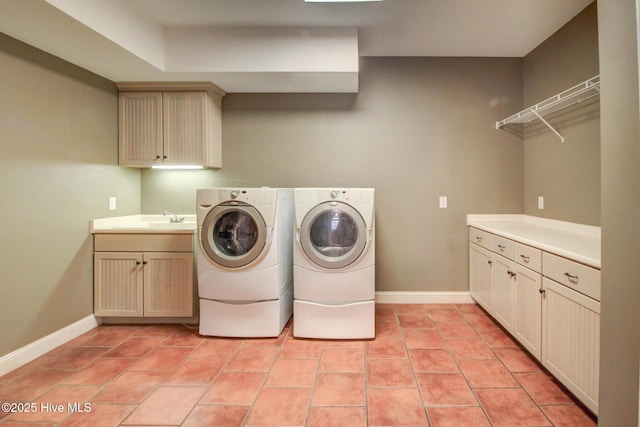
[164,210,185,223]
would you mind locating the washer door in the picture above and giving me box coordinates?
[201,203,267,268]
[300,201,367,269]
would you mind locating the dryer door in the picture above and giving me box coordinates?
[300,201,367,269]
[201,203,267,268]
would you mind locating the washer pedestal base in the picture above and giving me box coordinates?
[199,286,293,338]
[293,299,375,339]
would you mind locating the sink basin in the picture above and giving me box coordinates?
[146,222,196,229]
[110,222,196,230]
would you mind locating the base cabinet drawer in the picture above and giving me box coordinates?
[513,242,542,272]
[492,235,514,259]
[469,227,493,250]
[543,252,600,301]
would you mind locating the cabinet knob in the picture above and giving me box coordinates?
[136,261,141,265]
[163,155,168,159]
[155,155,161,160]
[539,288,546,295]
[487,260,492,266]
[143,261,148,265]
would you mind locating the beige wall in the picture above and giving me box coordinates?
[523,2,600,225]
[597,0,640,424]
[0,34,140,357]
[142,57,524,293]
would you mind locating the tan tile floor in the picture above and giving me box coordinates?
[0,304,597,426]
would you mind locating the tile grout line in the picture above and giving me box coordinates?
[432,304,490,425]
[181,333,239,426]
[398,305,432,427]
[459,305,567,427]
[452,304,506,427]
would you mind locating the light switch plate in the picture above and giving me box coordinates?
[439,196,448,208]
[109,196,117,211]
[538,196,544,210]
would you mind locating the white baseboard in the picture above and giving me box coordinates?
[100,316,199,325]
[0,314,100,377]
[375,291,474,304]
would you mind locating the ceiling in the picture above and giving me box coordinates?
[0,0,594,93]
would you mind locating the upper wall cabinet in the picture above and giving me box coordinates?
[118,83,224,168]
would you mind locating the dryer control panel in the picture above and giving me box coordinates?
[294,188,375,228]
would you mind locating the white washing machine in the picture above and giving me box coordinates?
[293,188,375,339]
[197,187,293,337]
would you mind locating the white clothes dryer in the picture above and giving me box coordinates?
[197,187,293,337]
[293,188,375,339]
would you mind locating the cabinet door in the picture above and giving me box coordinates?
[144,252,194,317]
[542,277,600,414]
[491,254,515,333]
[119,92,163,166]
[163,92,207,165]
[94,252,144,317]
[513,264,542,360]
[469,242,493,312]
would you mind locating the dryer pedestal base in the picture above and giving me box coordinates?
[199,286,293,338]
[293,299,375,339]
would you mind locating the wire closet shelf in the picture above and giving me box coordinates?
[496,75,600,143]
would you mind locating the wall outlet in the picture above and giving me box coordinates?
[109,196,117,211]
[439,196,448,209]
[537,196,544,210]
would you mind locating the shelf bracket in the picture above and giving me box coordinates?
[531,110,565,143]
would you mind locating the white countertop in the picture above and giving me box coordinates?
[90,214,197,234]
[467,214,601,268]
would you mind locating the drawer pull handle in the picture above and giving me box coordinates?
[475,236,482,242]
[520,255,530,262]
[497,245,506,250]
[564,272,578,282]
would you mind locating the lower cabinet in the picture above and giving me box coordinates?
[469,243,493,313]
[94,234,194,317]
[468,226,599,415]
[491,254,516,333]
[486,253,542,360]
[513,263,542,360]
[542,278,600,414]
